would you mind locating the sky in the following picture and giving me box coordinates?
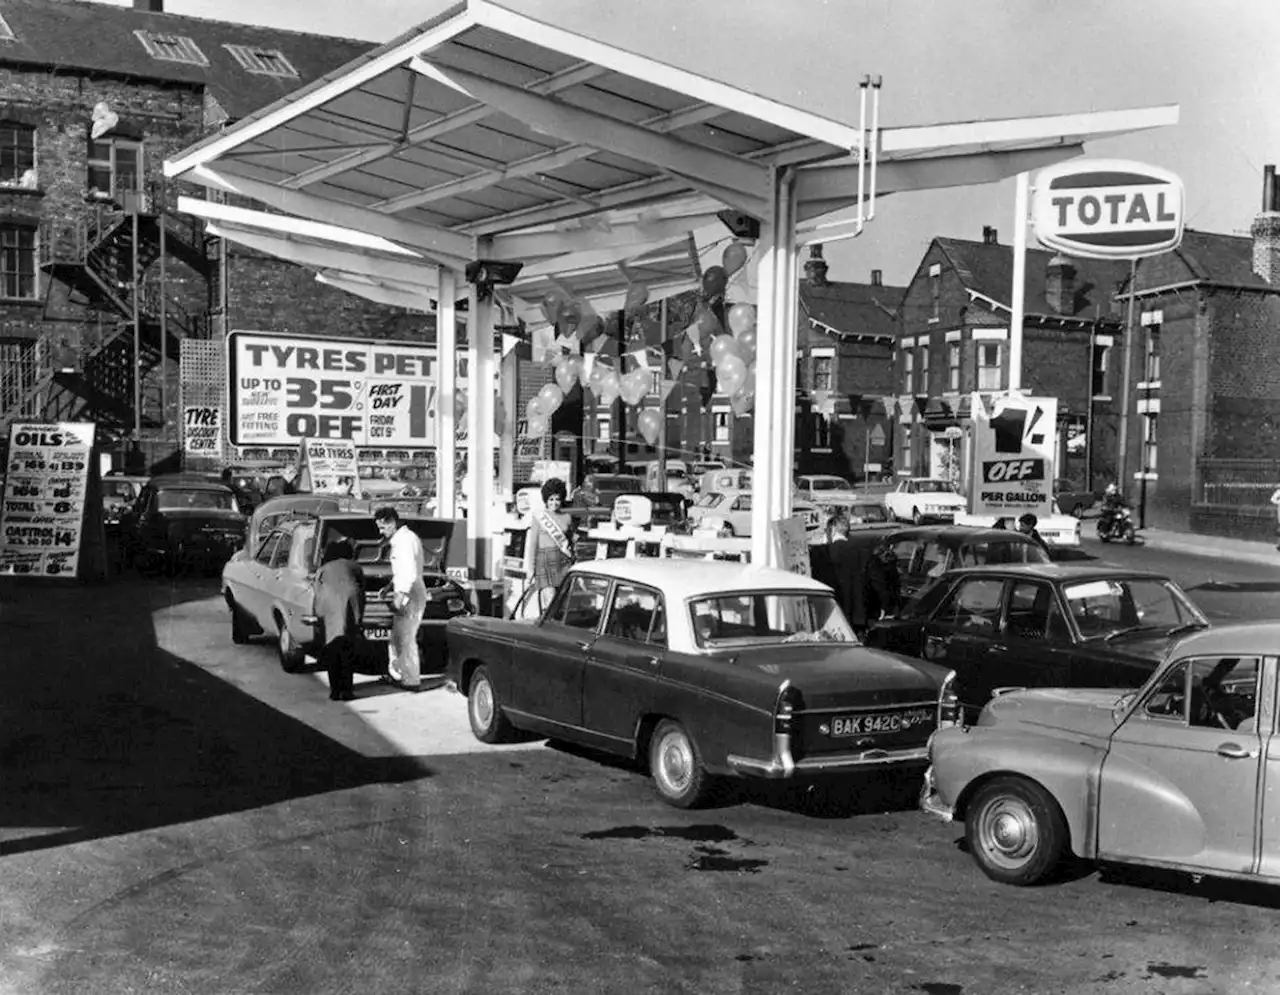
[101,0,1279,288]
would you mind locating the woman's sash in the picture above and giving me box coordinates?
[535,509,573,558]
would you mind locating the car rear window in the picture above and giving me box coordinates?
[158,488,237,512]
[689,591,854,647]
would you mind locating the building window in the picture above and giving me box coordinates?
[0,224,37,299]
[947,342,960,391]
[977,342,1002,391]
[1142,412,1158,472]
[902,348,914,392]
[917,345,929,393]
[87,138,143,201]
[223,44,299,78]
[0,122,34,187]
[812,413,831,450]
[1092,343,1110,397]
[929,262,941,322]
[713,409,730,443]
[812,350,834,391]
[134,30,209,66]
[596,415,611,444]
[1143,327,1161,385]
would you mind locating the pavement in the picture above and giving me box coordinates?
[1121,527,1280,567]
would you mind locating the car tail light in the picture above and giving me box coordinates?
[937,670,962,728]
[774,680,803,735]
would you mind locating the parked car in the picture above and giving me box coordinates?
[922,621,1276,887]
[688,488,822,537]
[118,474,247,575]
[884,477,967,524]
[447,559,957,807]
[867,563,1209,720]
[242,493,345,555]
[575,473,643,511]
[101,474,148,533]
[954,499,1082,548]
[1055,478,1101,519]
[221,511,469,671]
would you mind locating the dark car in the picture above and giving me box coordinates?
[865,563,1209,721]
[575,472,643,510]
[118,474,248,575]
[101,474,148,534]
[1055,478,1100,518]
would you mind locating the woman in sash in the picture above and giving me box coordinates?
[530,477,574,612]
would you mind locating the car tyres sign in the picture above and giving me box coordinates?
[1031,159,1184,260]
[971,396,1057,519]
[0,422,95,577]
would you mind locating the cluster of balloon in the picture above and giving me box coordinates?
[620,368,649,406]
[553,354,583,394]
[637,407,661,445]
[524,381,566,437]
[597,366,622,406]
[722,241,748,277]
[710,301,758,414]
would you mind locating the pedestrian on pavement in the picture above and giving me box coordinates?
[864,543,902,623]
[529,478,574,612]
[313,536,366,701]
[374,506,431,693]
[1017,512,1051,554]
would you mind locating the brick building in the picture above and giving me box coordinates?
[0,0,429,469]
[894,227,1127,490]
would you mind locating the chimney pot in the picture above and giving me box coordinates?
[1265,165,1276,213]
[982,226,998,245]
[803,243,829,287]
[871,269,882,286]
[135,0,164,11]
[1045,253,1077,315]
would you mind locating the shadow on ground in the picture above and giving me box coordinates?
[0,575,431,857]
[1185,580,1280,595]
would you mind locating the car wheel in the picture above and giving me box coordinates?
[228,596,251,645]
[965,776,1067,886]
[912,507,924,526]
[1095,520,1110,543]
[276,615,307,673]
[649,719,714,809]
[1123,522,1137,545]
[467,665,515,744]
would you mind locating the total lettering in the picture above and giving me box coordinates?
[1050,189,1177,229]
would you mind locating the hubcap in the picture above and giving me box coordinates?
[658,733,692,791]
[473,680,494,729]
[279,627,289,654]
[981,798,1038,867]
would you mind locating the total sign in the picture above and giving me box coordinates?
[971,395,1057,519]
[1032,159,1184,259]
[228,331,441,447]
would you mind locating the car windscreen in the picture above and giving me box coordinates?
[322,519,449,570]
[848,503,887,523]
[1064,576,1202,639]
[810,478,851,491]
[103,480,138,500]
[962,537,1051,566]
[157,488,238,512]
[916,480,956,494]
[689,591,855,647]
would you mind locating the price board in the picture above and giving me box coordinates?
[183,405,221,456]
[227,331,443,447]
[970,395,1058,519]
[299,438,360,495]
[0,422,95,578]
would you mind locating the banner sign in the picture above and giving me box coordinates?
[0,422,95,577]
[971,395,1057,519]
[299,438,360,495]
[183,405,221,456]
[773,515,812,577]
[227,331,441,447]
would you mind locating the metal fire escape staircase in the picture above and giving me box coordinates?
[3,200,211,442]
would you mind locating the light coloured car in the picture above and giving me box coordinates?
[688,488,822,537]
[794,474,854,502]
[953,500,1082,547]
[448,558,957,807]
[884,478,967,524]
[921,621,1275,888]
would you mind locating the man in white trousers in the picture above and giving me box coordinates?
[374,506,430,692]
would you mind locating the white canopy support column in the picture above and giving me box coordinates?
[466,242,498,580]
[750,166,799,566]
[436,265,459,521]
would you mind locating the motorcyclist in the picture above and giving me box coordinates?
[1099,483,1129,534]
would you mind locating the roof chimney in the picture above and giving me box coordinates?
[1252,163,1280,284]
[871,269,882,286]
[982,226,998,245]
[135,0,164,11]
[804,243,829,287]
[1045,253,1077,315]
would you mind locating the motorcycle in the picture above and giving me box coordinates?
[1096,506,1138,545]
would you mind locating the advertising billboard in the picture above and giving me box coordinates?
[0,422,95,578]
[971,395,1058,520]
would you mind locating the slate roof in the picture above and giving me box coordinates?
[934,236,1129,321]
[800,280,904,342]
[1156,228,1273,291]
[0,0,373,120]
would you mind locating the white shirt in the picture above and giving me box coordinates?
[389,524,425,595]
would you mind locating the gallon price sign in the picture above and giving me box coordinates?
[227,331,441,447]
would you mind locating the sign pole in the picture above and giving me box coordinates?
[1009,171,1029,394]
[1116,257,1137,492]
[656,297,667,486]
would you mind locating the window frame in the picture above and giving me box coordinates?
[222,43,299,78]
[977,342,1003,391]
[87,137,144,201]
[902,347,915,393]
[0,121,34,187]
[0,222,37,300]
[602,581,667,647]
[1091,342,1111,398]
[947,341,961,391]
[1142,326,1162,386]
[134,30,209,67]
[1141,411,1159,472]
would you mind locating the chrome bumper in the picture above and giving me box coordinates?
[727,732,930,779]
[918,765,955,823]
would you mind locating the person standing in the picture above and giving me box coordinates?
[1017,512,1051,554]
[374,506,429,692]
[825,513,874,636]
[314,537,365,701]
[529,478,574,612]
[864,543,902,624]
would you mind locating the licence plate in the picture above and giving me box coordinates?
[829,707,932,737]
[366,627,391,641]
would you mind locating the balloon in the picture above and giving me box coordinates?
[526,396,546,419]
[708,334,741,366]
[701,265,728,299]
[624,283,649,312]
[695,307,721,337]
[538,382,565,414]
[722,242,748,276]
[727,303,756,337]
[599,370,621,406]
[637,408,661,445]
[587,362,607,390]
[621,369,649,406]
[540,287,569,325]
[717,354,747,396]
[735,326,757,358]
[526,414,549,437]
[554,357,577,394]
[555,298,583,334]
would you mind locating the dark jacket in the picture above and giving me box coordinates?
[314,558,365,644]
[828,537,876,626]
[864,555,902,621]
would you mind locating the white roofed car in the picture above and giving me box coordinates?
[447,558,956,808]
[953,499,1082,548]
[688,488,823,537]
[794,474,854,501]
[884,478,968,525]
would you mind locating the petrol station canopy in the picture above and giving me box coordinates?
[163,0,1178,567]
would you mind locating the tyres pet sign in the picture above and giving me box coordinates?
[1032,160,1184,259]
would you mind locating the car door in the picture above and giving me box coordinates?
[1099,655,1263,874]
[277,522,319,647]
[979,579,1075,696]
[510,573,611,732]
[236,530,282,624]
[919,575,1008,716]
[581,582,666,750]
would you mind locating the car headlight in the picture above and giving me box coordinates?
[937,670,962,729]
[446,597,467,613]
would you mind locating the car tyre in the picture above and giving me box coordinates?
[276,615,307,673]
[228,596,251,645]
[649,719,714,809]
[467,665,514,744]
[966,776,1067,886]
[1095,520,1111,543]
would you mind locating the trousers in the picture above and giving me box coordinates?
[387,584,427,686]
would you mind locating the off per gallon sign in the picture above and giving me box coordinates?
[227,331,441,447]
[1032,159,1184,260]
[971,396,1058,519]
